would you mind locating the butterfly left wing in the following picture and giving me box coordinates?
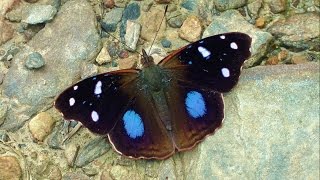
[54,70,139,135]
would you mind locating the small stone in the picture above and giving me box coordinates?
[255,17,265,28]
[107,42,120,57]
[167,11,186,28]
[180,0,197,11]
[80,63,98,79]
[0,130,10,142]
[101,8,124,32]
[155,0,171,3]
[62,172,90,180]
[28,112,56,142]
[161,38,172,48]
[265,0,287,13]
[103,0,115,8]
[291,54,309,64]
[140,6,166,41]
[247,0,262,18]
[24,0,39,3]
[125,20,141,51]
[213,0,246,11]
[0,156,22,180]
[118,49,129,58]
[0,99,8,126]
[118,54,138,69]
[120,3,141,39]
[0,19,14,45]
[179,15,202,42]
[22,5,57,24]
[64,144,79,167]
[96,46,112,65]
[25,52,45,69]
[266,56,279,65]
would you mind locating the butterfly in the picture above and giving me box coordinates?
[54,32,252,159]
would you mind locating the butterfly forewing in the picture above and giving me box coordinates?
[54,70,139,135]
[159,32,251,92]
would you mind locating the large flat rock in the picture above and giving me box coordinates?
[1,0,101,131]
[179,63,319,179]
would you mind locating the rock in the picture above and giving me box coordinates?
[103,0,115,8]
[118,49,129,58]
[28,112,56,141]
[161,38,172,48]
[5,5,23,22]
[247,0,262,18]
[101,8,123,32]
[182,63,319,179]
[0,156,22,180]
[265,0,287,13]
[2,0,100,131]
[140,6,166,41]
[75,137,111,167]
[291,53,309,64]
[0,99,8,126]
[80,63,98,79]
[0,130,10,142]
[64,144,79,167]
[167,11,186,28]
[62,172,90,180]
[22,4,57,24]
[124,20,141,51]
[155,0,172,3]
[96,46,112,65]
[25,52,45,69]
[120,3,140,40]
[203,10,273,67]
[0,19,14,45]
[179,15,202,42]
[213,0,246,11]
[268,13,320,51]
[255,16,266,28]
[180,0,197,11]
[0,0,18,15]
[118,54,138,69]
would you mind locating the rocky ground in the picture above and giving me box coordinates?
[0,0,319,179]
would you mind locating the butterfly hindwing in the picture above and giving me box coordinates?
[164,80,224,150]
[159,32,251,92]
[54,70,139,135]
[108,90,175,159]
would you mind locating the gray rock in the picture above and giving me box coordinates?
[25,52,45,69]
[75,137,111,167]
[268,13,320,51]
[124,20,141,51]
[265,0,287,13]
[203,10,273,67]
[0,99,8,126]
[213,0,247,11]
[181,63,319,179]
[161,38,172,48]
[22,4,57,24]
[101,8,124,32]
[120,2,141,40]
[2,0,101,131]
[180,0,213,21]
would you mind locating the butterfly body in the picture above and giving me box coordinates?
[55,32,252,159]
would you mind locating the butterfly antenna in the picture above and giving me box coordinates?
[147,5,168,55]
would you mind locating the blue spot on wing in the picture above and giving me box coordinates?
[185,91,207,118]
[123,110,144,139]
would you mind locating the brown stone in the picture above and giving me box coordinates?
[28,112,56,142]
[104,0,115,8]
[291,54,309,64]
[0,156,22,180]
[118,54,138,69]
[140,6,166,41]
[266,56,279,65]
[179,15,202,42]
[0,18,14,45]
[255,17,265,28]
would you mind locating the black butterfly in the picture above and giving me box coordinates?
[55,32,252,159]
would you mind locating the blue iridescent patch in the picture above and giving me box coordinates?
[185,91,207,118]
[123,110,144,139]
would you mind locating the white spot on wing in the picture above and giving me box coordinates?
[220,35,226,39]
[198,46,211,59]
[73,86,78,90]
[91,111,99,122]
[230,42,238,49]
[94,81,102,95]
[221,68,230,77]
[69,98,75,106]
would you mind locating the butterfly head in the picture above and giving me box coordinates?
[141,49,155,68]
